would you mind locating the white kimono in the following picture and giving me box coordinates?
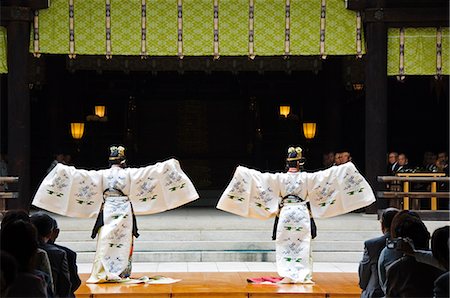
[216,162,376,283]
[32,158,199,283]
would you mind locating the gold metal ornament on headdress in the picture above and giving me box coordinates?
[109,145,126,160]
[286,146,303,161]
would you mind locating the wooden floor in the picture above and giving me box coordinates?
[75,272,361,297]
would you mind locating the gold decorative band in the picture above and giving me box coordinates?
[177,0,183,59]
[397,27,405,81]
[141,0,147,58]
[33,10,41,58]
[436,27,442,78]
[320,0,326,59]
[284,0,290,56]
[356,11,362,59]
[106,0,112,59]
[248,0,255,59]
[69,0,76,59]
[213,0,219,59]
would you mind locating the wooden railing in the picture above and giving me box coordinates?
[377,174,449,211]
[0,176,19,212]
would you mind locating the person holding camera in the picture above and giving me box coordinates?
[383,211,444,297]
[358,207,399,298]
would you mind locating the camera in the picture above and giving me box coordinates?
[386,237,403,249]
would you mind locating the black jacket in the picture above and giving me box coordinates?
[40,243,72,298]
[359,233,389,298]
[53,243,81,295]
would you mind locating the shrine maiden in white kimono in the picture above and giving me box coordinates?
[32,155,199,283]
[217,149,376,283]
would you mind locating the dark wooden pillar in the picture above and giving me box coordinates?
[4,6,32,210]
[364,19,388,213]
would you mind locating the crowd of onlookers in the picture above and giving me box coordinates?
[387,151,449,176]
[358,207,449,298]
[0,210,80,297]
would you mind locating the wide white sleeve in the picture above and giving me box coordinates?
[216,166,280,220]
[128,158,199,215]
[32,164,104,218]
[306,162,376,218]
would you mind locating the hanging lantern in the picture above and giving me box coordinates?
[70,122,85,139]
[94,105,106,118]
[303,122,317,140]
[279,105,290,118]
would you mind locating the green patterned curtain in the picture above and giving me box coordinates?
[29,0,364,58]
[0,27,7,74]
[388,27,449,76]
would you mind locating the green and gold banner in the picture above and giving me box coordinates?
[0,27,7,74]
[29,0,364,58]
[388,27,450,76]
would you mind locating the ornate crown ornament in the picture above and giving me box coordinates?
[109,145,126,160]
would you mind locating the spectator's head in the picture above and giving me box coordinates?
[0,220,38,272]
[391,210,430,250]
[30,212,55,244]
[0,209,29,229]
[431,226,449,270]
[398,153,409,166]
[388,152,399,165]
[55,153,65,163]
[48,217,60,244]
[340,152,352,164]
[322,151,335,168]
[380,207,400,234]
[63,154,72,165]
[334,153,342,165]
[423,151,435,166]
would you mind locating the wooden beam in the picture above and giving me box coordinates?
[364,7,449,24]
[0,0,49,10]
[0,6,33,25]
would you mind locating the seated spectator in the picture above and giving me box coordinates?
[386,152,399,175]
[377,210,420,294]
[1,220,47,297]
[384,212,444,297]
[31,212,72,298]
[436,151,449,176]
[358,207,399,298]
[1,209,54,295]
[340,152,352,164]
[334,152,342,166]
[431,226,449,298]
[49,218,81,294]
[396,153,412,173]
[0,251,18,295]
[322,151,335,169]
[422,151,438,172]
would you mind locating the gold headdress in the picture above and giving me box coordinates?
[286,146,304,164]
[109,145,126,161]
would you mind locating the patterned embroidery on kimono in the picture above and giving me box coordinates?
[105,256,125,274]
[253,185,274,211]
[136,177,158,202]
[285,175,302,195]
[227,178,248,202]
[312,182,336,207]
[107,172,126,190]
[46,173,69,197]
[164,168,186,191]
[343,171,364,195]
[74,180,97,205]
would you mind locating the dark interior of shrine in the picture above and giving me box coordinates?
[0,55,448,204]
